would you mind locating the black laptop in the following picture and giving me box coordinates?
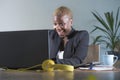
[0,30,50,69]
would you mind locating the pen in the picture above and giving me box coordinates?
[89,63,94,70]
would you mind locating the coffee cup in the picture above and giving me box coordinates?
[102,54,118,66]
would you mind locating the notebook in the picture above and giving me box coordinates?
[0,30,50,69]
[76,45,101,68]
[87,44,101,64]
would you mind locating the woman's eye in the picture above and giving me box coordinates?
[54,23,65,26]
[54,23,57,26]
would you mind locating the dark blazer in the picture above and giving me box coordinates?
[49,28,89,66]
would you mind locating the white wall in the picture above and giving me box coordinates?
[0,0,120,61]
[0,0,119,31]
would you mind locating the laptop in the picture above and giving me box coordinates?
[0,30,50,69]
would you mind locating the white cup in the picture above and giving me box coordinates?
[102,55,118,66]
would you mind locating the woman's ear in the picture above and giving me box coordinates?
[70,18,73,25]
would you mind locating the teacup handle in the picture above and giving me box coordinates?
[113,56,118,64]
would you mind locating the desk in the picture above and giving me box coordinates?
[0,69,120,80]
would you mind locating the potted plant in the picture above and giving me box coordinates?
[90,7,120,58]
[115,39,120,52]
[114,39,120,59]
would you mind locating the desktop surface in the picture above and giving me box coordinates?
[0,69,120,80]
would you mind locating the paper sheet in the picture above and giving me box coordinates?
[79,65,114,71]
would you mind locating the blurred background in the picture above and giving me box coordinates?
[0,0,120,62]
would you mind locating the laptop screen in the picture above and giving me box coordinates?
[0,30,50,69]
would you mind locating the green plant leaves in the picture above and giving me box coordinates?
[91,7,120,51]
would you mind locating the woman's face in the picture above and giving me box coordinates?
[53,15,73,38]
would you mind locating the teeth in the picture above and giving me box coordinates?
[60,30,64,33]
[58,29,64,33]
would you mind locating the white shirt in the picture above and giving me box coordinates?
[57,51,64,59]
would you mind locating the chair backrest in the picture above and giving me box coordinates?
[83,45,100,63]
